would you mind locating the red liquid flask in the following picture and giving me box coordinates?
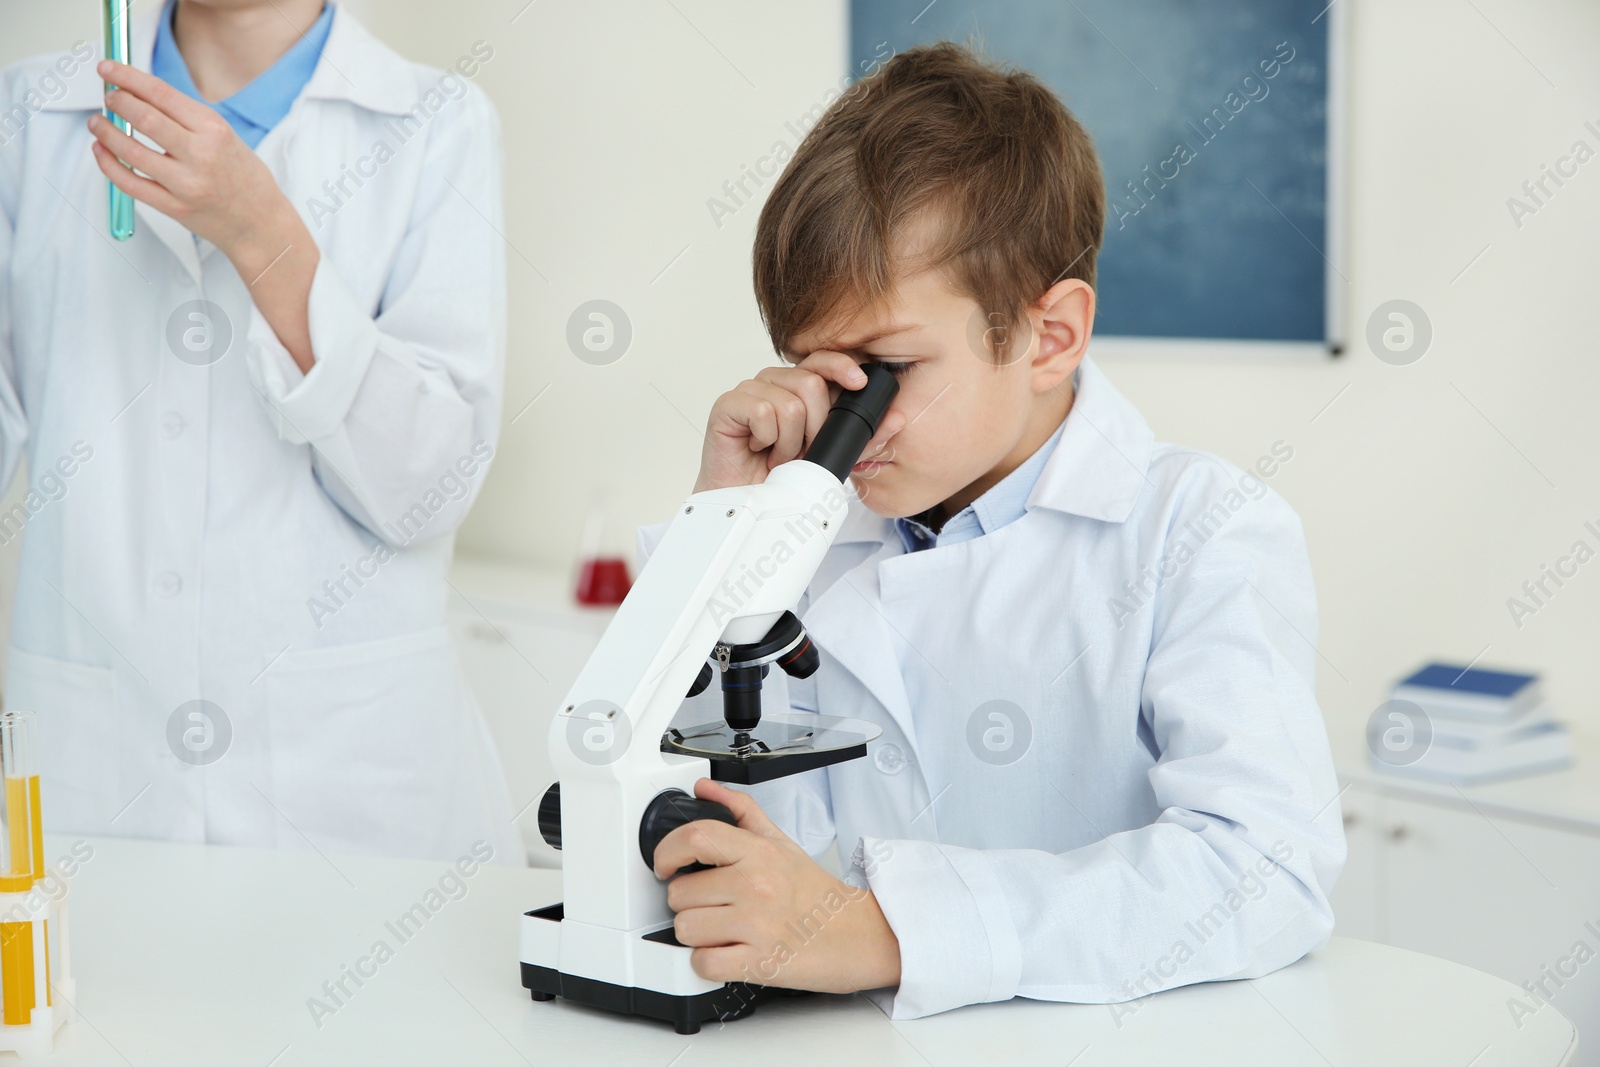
[575,556,631,606]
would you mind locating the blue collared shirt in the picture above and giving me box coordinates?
[151,0,333,149]
[894,416,1070,553]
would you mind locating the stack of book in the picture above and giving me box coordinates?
[1369,663,1572,784]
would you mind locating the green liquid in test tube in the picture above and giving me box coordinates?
[103,0,134,241]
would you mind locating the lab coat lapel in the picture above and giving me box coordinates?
[133,193,203,282]
[802,504,923,764]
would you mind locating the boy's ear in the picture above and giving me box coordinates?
[1029,278,1094,391]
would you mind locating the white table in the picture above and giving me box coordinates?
[34,834,1575,1066]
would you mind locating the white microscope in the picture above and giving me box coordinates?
[520,365,899,1034]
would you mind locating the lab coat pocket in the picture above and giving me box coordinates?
[5,646,122,831]
[264,627,464,857]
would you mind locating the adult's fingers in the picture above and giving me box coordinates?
[90,140,183,219]
[102,86,193,157]
[87,113,178,184]
[98,60,216,134]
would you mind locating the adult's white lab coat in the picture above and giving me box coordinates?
[641,356,1346,1019]
[0,9,521,864]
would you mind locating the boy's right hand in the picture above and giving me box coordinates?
[694,351,879,493]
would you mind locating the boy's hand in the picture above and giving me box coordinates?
[695,352,897,493]
[654,778,901,994]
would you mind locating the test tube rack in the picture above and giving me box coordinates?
[0,712,73,1058]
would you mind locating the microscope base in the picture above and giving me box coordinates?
[521,960,774,1035]
[521,903,803,1034]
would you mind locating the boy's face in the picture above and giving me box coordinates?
[787,265,1088,521]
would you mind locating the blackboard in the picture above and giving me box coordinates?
[849,0,1337,348]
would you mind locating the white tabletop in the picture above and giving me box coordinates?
[37,834,1576,1066]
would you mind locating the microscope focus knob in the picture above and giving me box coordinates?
[639,789,737,875]
[777,631,819,679]
[537,782,562,850]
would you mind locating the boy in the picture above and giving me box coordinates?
[645,42,1344,1021]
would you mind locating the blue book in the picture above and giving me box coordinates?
[1392,663,1543,721]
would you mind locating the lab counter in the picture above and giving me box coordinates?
[30,834,1575,1066]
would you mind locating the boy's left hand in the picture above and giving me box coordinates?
[654,778,901,994]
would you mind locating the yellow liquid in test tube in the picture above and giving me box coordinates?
[0,775,39,1025]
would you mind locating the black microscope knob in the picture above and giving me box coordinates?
[537,782,562,850]
[639,789,737,875]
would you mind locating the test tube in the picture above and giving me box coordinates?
[102,0,135,241]
[0,712,42,1026]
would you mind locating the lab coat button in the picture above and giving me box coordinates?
[873,742,908,775]
[155,571,183,597]
[160,412,186,438]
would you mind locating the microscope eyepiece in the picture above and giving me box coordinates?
[800,363,899,483]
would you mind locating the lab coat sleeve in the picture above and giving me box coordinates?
[853,469,1345,1020]
[636,518,839,864]
[0,78,29,501]
[244,83,506,546]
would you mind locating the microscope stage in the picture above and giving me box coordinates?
[661,714,881,784]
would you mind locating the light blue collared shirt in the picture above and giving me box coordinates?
[151,0,333,150]
[894,417,1069,553]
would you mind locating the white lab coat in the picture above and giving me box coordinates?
[0,9,521,864]
[641,356,1345,1019]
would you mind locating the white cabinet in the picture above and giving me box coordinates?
[1332,731,1600,1062]
[446,557,613,867]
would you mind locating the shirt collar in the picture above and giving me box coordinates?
[895,415,1066,548]
[834,353,1156,547]
[1025,354,1155,523]
[48,2,416,117]
[151,1,335,133]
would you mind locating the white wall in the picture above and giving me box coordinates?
[3,0,1598,743]
[338,0,852,572]
[1104,0,1600,739]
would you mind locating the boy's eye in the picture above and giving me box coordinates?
[871,360,917,376]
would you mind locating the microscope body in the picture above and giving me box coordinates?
[520,459,856,1032]
[521,362,897,1033]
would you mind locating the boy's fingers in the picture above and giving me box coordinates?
[652,818,750,879]
[795,349,869,391]
[740,380,808,466]
[694,778,783,840]
[665,865,743,911]
[675,907,747,950]
[711,388,777,454]
[753,365,835,446]
[689,944,752,982]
